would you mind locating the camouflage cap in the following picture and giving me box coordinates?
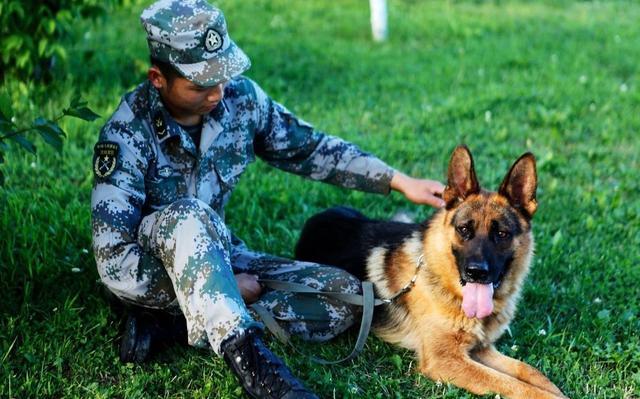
[141,0,251,87]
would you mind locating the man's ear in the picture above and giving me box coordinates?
[148,66,166,90]
[443,145,480,209]
[498,153,538,218]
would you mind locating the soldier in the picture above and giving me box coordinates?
[91,0,445,398]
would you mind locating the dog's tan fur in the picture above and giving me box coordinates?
[365,147,567,399]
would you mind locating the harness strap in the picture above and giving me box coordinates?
[251,280,376,365]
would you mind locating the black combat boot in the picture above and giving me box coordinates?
[221,328,319,399]
[101,286,187,363]
[119,306,188,363]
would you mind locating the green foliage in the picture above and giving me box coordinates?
[0,0,119,80]
[0,92,99,185]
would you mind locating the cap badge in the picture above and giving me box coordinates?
[204,28,223,53]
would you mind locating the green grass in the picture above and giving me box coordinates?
[1,0,639,397]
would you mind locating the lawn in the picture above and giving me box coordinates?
[1,0,639,398]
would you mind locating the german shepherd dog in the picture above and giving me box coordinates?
[295,146,567,399]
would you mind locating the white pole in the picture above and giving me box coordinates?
[369,0,388,42]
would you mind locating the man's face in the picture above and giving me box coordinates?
[149,66,225,122]
[161,77,225,117]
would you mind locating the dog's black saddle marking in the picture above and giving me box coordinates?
[294,206,423,280]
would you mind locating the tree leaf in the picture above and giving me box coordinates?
[38,38,49,57]
[36,128,63,152]
[33,117,66,137]
[70,97,85,108]
[16,50,31,69]
[52,44,68,62]
[45,18,56,35]
[33,118,65,152]
[8,2,25,20]
[10,134,37,154]
[64,105,100,122]
[56,9,73,24]
[3,35,24,53]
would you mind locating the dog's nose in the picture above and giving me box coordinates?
[465,261,489,281]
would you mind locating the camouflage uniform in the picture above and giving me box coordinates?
[91,0,395,355]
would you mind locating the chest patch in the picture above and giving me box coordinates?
[158,166,173,178]
[93,141,119,179]
[154,115,168,138]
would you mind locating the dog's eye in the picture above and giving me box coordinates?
[456,225,472,239]
[496,230,511,240]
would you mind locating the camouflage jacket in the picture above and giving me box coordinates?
[91,77,394,289]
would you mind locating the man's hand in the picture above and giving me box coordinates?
[390,171,446,208]
[234,273,262,304]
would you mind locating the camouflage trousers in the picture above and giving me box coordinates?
[127,198,361,355]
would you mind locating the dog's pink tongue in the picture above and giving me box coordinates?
[462,283,494,319]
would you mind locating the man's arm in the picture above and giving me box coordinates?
[91,119,165,303]
[249,79,394,195]
[248,78,444,207]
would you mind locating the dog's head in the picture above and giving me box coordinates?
[442,145,537,319]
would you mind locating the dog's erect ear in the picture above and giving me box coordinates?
[443,145,480,209]
[499,153,538,218]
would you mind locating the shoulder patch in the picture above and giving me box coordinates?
[93,141,120,179]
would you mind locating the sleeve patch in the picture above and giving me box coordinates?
[93,141,120,179]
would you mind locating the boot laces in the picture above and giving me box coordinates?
[235,337,292,398]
